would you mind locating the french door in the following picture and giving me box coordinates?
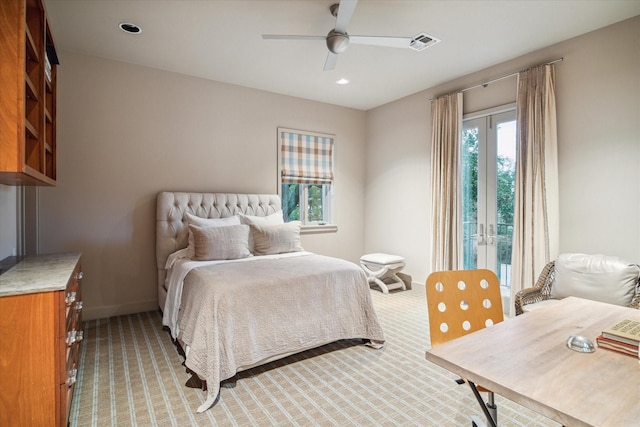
[461,108,516,287]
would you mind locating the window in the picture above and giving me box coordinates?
[278,128,334,226]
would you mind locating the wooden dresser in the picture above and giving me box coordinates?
[0,253,83,426]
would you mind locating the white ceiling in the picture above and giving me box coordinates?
[45,0,640,111]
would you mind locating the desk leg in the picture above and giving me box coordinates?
[468,381,497,427]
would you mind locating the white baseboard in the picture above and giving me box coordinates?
[83,299,158,321]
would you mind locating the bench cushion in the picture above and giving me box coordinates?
[360,253,405,265]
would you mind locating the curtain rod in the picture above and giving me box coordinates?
[430,57,563,101]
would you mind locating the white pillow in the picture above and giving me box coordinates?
[184,213,241,258]
[237,211,284,226]
[189,224,251,261]
[551,253,640,306]
[251,221,303,256]
[238,211,284,252]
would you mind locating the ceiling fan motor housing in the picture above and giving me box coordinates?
[326,30,350,54]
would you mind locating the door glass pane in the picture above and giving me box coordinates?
[461,126,479,270]
[495,120,516,287]
[462,111,516,291]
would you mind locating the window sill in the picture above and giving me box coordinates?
[301,224,338,234]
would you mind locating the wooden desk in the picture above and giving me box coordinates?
[425,297,640,427]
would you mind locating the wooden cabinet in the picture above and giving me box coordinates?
[0,0,59,185]
[0,253,82,426]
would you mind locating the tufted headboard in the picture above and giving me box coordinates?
[156,192,281,309]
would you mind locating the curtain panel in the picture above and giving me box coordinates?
[280,130,334,185]
[430,92,464,272]
[510,64,560,316]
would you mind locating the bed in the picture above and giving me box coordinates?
[156,192,385,412]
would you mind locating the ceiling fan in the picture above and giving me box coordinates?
[262,0,440,71]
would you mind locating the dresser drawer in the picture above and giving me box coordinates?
[58,264,83,375]
[60,381,76,427]
[58,265,82,339]
[58,262,83,427]
[64,267,83,330]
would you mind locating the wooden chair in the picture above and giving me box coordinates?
[426,269,504,427]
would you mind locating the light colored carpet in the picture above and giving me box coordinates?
[70,285,560,426]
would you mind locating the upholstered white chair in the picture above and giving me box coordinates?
[515,253,640,315]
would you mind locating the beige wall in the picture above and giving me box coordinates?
[364,16,640,286]
[38,53,366,319]
[5,16,638,319]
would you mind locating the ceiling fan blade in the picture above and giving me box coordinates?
[262,35,325,41]
[323,52,338,71]
[349,35,413,49]
[334,0,358,33]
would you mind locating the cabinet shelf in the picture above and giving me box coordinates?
[25,74,39,101]
[25,119,39,139]
[1,0,58,186]
[24,24,40,64]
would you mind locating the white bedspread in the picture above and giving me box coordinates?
[162,252,385,412]
[162,251,310,339]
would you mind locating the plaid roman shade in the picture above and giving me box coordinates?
[280,129,334,185]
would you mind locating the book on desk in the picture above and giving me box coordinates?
[597,319,639,358]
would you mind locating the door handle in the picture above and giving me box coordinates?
[488,224,496,246]
[478,223,486,245]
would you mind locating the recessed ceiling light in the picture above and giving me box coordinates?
[119,23,142,34]
[336,78,350,85]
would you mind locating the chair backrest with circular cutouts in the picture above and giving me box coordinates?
[426,269,504,347]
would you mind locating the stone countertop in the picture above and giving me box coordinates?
[0,253,82,297]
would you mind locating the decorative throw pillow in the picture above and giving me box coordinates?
[189,224,251,261]
[184,213,241,258]
[251,221,303,256]
[237,210,284,226]
[238,211,284,252]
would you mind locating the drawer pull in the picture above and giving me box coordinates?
[65,291,76,304]
[76,330,84,342]
[76,271,84,280]
[66,330,77,345]
[75,301,83,311]
[66,369,77,386]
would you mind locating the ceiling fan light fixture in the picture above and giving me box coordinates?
[326,30,350,54]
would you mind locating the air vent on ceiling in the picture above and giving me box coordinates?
[409,32,441,51]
